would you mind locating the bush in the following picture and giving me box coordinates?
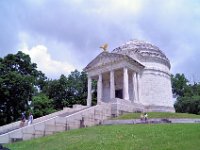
[174,96,200,115]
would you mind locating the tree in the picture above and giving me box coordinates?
[43,70,89,109]
[31,94,56,118]
[172,73,200,115]
[67,70,88,106]
[43,75,68,110]
[0,51,46,125]
[174,96,200,114]
[171,73,190,97]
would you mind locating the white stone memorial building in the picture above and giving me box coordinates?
[84,40,175,114]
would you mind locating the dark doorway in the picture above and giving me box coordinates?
[115,89,123,99]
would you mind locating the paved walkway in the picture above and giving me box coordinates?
[103,118,200,125]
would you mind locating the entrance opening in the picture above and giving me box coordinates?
[115,89,123,99]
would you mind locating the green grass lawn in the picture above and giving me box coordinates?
[114,112,200,120]
[6,124,200,150]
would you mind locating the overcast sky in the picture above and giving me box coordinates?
[0,0,200,81]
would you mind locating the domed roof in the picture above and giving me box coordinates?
[112,39,170,68]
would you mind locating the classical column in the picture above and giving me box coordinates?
[87,77,92,106]
[136,73,139,102]
[123,67,129,100]
[132,72,136,102]
[97,74,102,104]
[110,70,115,99]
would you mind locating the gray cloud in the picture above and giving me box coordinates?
[0,0,200,80]
[0,1,21,56]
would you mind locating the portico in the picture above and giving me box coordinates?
[84,51,144,106]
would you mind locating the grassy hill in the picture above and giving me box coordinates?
[6,123,200,150]
[114,112,200,120]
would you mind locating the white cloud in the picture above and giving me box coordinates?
[84,0,142,16]
[1,0,200,81]
[171,44,193,71]
[22,45,75,79]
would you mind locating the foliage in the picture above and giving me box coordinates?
[171,73,189,97]
[31,94,56,118]
[91,80,97,106]
[43,75,68,110]
[0,51,46,125]
[43,70,89,110]
[172,73,200,114]
[0,51,91,125]
[174,96,200,115]
[6,124,200,150]
[66,70,88,106]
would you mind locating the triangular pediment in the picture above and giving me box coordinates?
[84,52,144,71]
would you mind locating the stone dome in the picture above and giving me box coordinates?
[112,39,170,69]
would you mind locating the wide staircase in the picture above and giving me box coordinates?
[0,103,112,144]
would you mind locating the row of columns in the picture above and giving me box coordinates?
[87,68,139,106]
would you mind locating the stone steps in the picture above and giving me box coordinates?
[0,103,112,144]
[0,105,87,136]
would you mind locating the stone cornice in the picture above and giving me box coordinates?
[87,60,144,77]
[143,67,171,79]
[84,52,144,73]
[136,54,171,69]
